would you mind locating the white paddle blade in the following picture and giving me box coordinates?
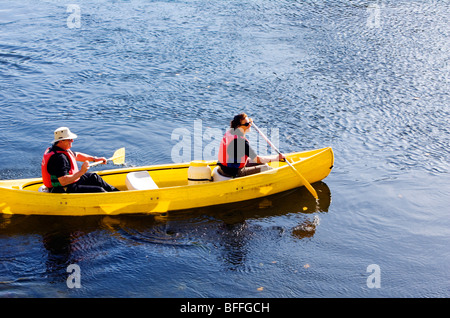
[111,147,125,165]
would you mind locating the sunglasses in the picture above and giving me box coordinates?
[241,122,251,127]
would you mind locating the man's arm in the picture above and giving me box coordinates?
[75,152,107,164]
[58,161,90,186]
[57,152,106,186]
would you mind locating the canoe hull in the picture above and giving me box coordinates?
[0,147,334,216]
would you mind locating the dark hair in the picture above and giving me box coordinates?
[230,113,248,129]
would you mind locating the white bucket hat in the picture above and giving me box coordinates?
[53,127,78,143]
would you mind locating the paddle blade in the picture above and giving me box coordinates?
[111,147,125,165]
[285,160,318,200]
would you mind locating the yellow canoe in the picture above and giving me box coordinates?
[0,147,334,216]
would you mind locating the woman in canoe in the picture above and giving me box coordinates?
[41,127,119,193]
[217,113,286,178]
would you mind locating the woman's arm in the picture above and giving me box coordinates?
[255,153,286,164]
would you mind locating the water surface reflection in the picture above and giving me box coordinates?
[1,182,331,282]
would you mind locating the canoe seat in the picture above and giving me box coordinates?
[125,171,159,190]
[212,166,232,182]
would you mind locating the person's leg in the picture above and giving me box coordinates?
[49,186,66,193]
[237,163,272,177]
[67,173,119,193]
[82,172,119,192]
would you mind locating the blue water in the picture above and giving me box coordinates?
[1,0,449,298]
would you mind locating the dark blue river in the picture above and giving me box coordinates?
[0,0,449,298]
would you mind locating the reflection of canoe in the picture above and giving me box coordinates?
[0,182,332,277]
[0,147,333,216]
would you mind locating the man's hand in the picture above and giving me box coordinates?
[81,161,90,174]
[93,157,107,164]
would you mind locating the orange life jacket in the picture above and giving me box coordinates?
[218,130,249,169]
[41,147,79,188]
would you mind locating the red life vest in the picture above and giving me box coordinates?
[218,130,249,169]
[41,147,79,188]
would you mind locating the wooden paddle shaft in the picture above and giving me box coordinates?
[252,122,318,200]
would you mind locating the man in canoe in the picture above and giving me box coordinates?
[217,113,286,178]
[41,127,119,193]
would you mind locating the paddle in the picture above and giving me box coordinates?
[251,122,319,200]
[89,147,126,167]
